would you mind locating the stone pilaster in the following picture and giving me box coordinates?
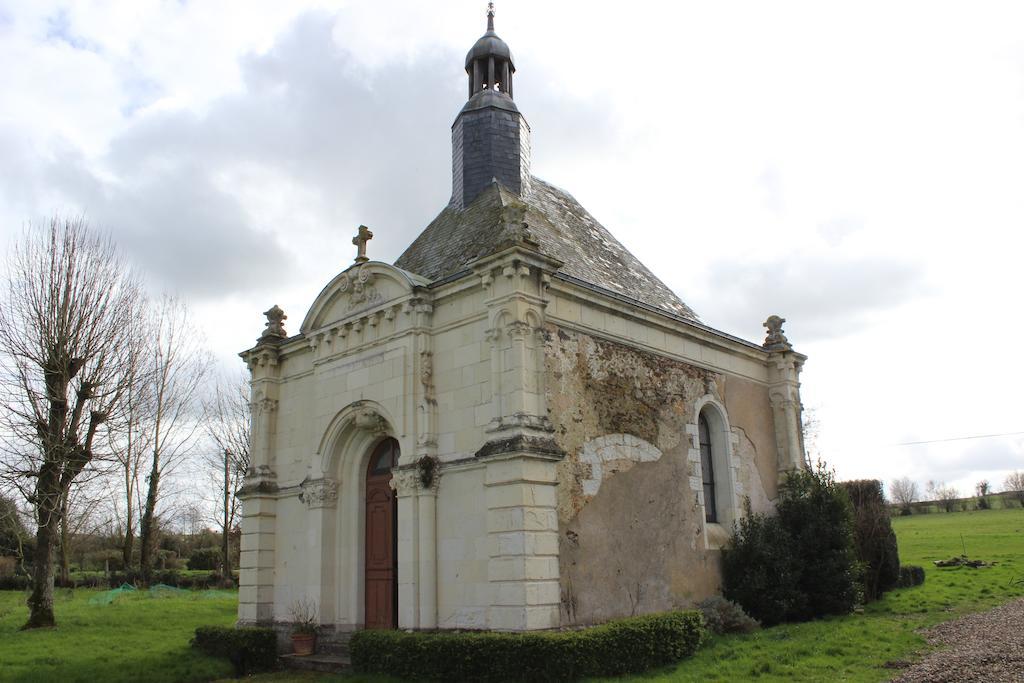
[237,485,277,626]
[392,464,440,630]
[237,308,287,626]
[763,316,808,475]
[483,453,561,631]
[299,477,339,624]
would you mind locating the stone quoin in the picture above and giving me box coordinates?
[237,4,808,642]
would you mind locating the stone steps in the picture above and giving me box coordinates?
[279,653,352,674]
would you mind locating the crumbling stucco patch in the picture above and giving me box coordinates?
[580,433,662,497]
[543,324,783,626]
[544,326,706,521]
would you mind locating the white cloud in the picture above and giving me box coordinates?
[1,0,1022,493]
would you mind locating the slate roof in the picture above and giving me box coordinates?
[394,177,699,321]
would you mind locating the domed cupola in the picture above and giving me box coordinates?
[465,3,515,99]
[449,2,531,210]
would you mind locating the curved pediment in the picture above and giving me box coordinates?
[300,262,428,334]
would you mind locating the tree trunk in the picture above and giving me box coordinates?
[25,519,56,629]
[138,460,160,584]
[58,492,71,585]
[221,450,232,588]
[122,463,134,569]
[122,527,134,571]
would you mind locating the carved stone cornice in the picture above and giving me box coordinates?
[475,434,565,460]
[252,397,279,414]
[354,406,388,435]
[299,477,339,509]
[237,465,278,499]
[242,346,280,372]
[505,319,532,340]
[390,470,420,497]
[487,412,554,434]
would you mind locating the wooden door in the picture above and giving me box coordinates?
[364,438,398,629]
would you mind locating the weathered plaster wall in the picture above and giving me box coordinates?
[545,325,777,625]
[721,375,778,514]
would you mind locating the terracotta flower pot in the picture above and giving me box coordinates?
[291,632,316,656]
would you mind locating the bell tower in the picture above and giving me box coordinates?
[451,3,531,209]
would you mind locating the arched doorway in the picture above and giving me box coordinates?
[364,438,399,629]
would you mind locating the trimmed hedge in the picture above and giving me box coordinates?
[0,575,29,590]
[351,610,707,681]
[898,565,926,588]
[191,625,277,676]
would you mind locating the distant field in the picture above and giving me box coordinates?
[1,508,1021,683]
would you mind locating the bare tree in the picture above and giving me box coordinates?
[926,480,960,513]
[889,476,918,513]
[108,330,155,569]
[1005,470,1024,506]
[56,480,107,583]
[0,217,144,628]
[203,372,251,586]
[138,296,211,583]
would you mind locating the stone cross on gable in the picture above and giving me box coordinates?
[353,225,373,263]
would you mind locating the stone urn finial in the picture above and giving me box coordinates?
[260,305,287,342]
[763,315,792,351]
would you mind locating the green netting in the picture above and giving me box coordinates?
[149,583,188,598]
[87,582,236,605]
[88,583,137,605]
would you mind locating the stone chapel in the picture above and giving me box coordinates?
[238,7,807,640]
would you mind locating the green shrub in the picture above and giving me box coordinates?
[188,547,222,571]
[191,625,277,676]
[721,506,804,626]
[840,479,901,602]
[897,565,926,588]
[724,464,860,625]
[697,596,759,635]
[776,466,860,620]
[83,549,125,572]
[351,610,706,680]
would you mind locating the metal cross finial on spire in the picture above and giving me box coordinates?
[487,2,495,31]
[352,225,373,263]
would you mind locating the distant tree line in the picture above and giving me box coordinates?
[887,472,1024,515]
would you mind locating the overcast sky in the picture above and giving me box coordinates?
[1,0,1022,498]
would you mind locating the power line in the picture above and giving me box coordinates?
[892,431,1024,447]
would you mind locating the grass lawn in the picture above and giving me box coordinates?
[2,508,1021,682]
[621,507,1024,682]
[0,587,237,683]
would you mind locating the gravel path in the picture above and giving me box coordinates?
[892,598,1024,682]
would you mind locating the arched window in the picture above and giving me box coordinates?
[699,413,717,523]
[369,438,399,475]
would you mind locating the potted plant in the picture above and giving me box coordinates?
[289,598,318,656]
